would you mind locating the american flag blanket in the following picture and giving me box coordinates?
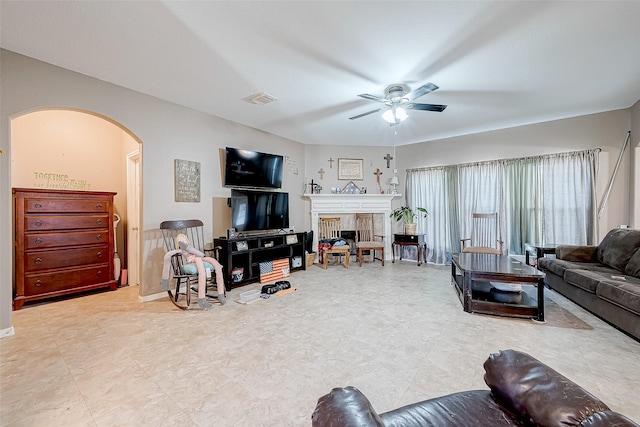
[259,258,290,284]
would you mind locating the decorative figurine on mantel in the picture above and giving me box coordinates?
[374,168,384,194]
[309,179,322,194]
[341,181,361,194]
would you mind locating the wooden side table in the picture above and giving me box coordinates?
[524,243,558,266]
[392,234,426,266]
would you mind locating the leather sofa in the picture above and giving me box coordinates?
[537,228,640,340]
[311,349,638,427]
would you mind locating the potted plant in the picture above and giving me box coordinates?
[390,206,428,234]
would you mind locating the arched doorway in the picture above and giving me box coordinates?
[10,109,142,293]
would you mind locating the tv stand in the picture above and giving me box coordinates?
[214,232,306,287]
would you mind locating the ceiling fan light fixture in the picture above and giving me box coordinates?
[382,107,408,124]
[382,109,395,123]
[395,107,408,121]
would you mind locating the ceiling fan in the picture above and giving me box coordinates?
[349,82,447,125]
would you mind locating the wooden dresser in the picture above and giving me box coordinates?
[13,188,118,310]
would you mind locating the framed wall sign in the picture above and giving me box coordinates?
[174,159,201,202]
[338,158,364,180]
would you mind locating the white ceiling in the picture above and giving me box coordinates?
[2,1,640,147]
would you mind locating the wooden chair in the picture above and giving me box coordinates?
[160,219,224,310]
[318,217,350,269]
[355,213,384,266]
[460,212,504,255]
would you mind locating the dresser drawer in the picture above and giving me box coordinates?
[25,198,110,213]
[25,215,109,231]
[25,230,108,249]
[25,246,110,272]
[24,264,110,295]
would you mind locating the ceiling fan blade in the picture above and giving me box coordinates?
[349,108,382,120]
[405,83,439,101]
[357,93,387,103]
[406,103,447,112]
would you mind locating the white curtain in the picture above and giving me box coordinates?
[406,149,599,264]
[540,151,598,245]
[406,167,451,264]
[456,162,505,252]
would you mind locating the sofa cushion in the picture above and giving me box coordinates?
[380,390,522,427]
[564,269,606,294]
[556,245,597,262]
[595,278,640,316]
[484,349,610,427]
[596,228,640,272]
[624,248,640,278]
[538,259,615,278]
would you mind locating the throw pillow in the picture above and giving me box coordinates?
[624,248,640,278]
[596,229,640,271]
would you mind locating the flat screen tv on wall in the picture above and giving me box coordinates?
[230,189,289,233]
[224,147,283,189]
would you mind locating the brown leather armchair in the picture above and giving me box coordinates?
[311,349,638,427]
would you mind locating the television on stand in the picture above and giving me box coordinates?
[224,147,283,189]
[230,189,289,235]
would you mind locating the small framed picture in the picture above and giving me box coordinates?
[286,234,298,245]
[338,158,364,180]
[236,241,248,251]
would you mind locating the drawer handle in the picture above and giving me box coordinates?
[34,257,43,265]
[96,234,103,240]
[35,238,43,244]
[35,280,43,287]
[95,203,103,210]
[96,218,102,225]
[34,203,42,209]
[97,251,103,258]
[97,270,103,276]
[34,220,43,227]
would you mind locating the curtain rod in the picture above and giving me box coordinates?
[406,148,602,173]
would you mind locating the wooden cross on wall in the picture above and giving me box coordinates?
[318,168,325,179]
[328,158,334,168]
[384,153,394,168]
[373,168,383,184]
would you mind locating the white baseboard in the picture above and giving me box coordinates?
[138,291,166,303]
[0,326,15,339]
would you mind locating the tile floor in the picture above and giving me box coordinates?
[1,262,639,426]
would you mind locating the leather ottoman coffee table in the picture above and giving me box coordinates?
[451,253,546,321]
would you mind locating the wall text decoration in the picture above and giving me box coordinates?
[174,159,201,202]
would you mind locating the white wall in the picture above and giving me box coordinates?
[397,110,633,240]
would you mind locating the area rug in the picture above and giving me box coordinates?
[541,296,593,330]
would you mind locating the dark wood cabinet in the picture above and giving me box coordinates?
[13,188,117,309]
[214,232,306,286]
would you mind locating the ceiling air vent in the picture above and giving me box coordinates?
[242,92,278,105]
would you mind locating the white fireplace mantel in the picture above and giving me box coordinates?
[303,193,401,260]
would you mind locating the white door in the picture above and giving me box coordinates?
[126,150,141,286]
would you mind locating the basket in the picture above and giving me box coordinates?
[306,252,316,266]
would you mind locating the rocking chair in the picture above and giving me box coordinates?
[160,219,225,310]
